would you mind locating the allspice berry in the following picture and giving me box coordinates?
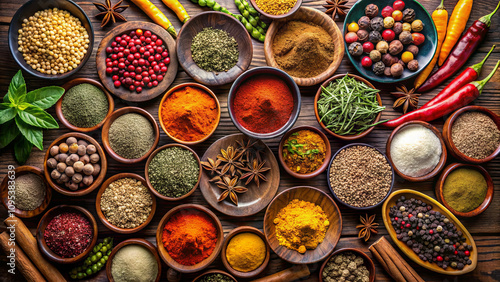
[407,59,419,71]
[393,22,403,35]
[384,67,392,77]
[399,31,413,45]
[51,170,61,180]
[66,137,77,145]
[50,146,59,156]
[55,153,68,163]
[406,45,419,56]
[86,145,97,155]
[92,164,101,177]
[47,158,58,169]
[59,143,69,153]
[65,166,75,177]
[77,140,88,147]
[358,16,371,29]
[83,164,94,176]
[389,40,404,55]
[73,161,84,172]
[365,4,379,18]
[72,173,83,184]
[80,154,90,164]
[77,145,87,156]
[68,182,79,191]
[59,174,69,183]
[66,154,79,166]
[56,162,67,173]
[82,175,94,186]
[391,63,404,77]
[90,153,100,164]
[69,143,79,154]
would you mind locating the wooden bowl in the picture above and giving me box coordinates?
[192,269,237,282]
[101,106,160,164]
[0,165,51,218]
[319,248,376,282]
[158,83,221,145]
[56,78,115,132]
[199,134,280,217]
[249,0,302,19]
[442,105,500,164]
[8,0,94,80]
[221,226,270,278]
[435,163,494,217]
[386,121,447,182]
[263,186,342,264]
[382,189,477,275]
[314,74,382,141]
[327,143,394,210]
[96,21,178,102]
[36,205,98,264]
[176,11,253,86]
[106,238,162,282]
[156,204,224,273]
[95,173,156,234]
[278,126,331,179]
[264,7,344,86]
[44,132,107,197]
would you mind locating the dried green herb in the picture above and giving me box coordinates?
[108,113,154,159]
[61,83,108,128]
[191,27,239,72]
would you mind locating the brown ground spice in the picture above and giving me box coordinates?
[272,21,335,78]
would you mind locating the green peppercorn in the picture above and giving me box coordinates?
[91,255,97,263]
[96,252,102,259]
[86,268,92,276]
[92,265,98,273]
[77,273,84,279]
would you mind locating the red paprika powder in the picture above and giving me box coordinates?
[232,75,294,133]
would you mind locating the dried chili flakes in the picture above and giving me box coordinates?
[44,212,93,258]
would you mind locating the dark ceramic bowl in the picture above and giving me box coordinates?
[8,0,94,80]
[319,248,376,282]
[343,0,437,83]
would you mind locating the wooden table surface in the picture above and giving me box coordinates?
[1,0,499,281]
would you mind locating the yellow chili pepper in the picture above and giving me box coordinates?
[414,0,448,89]
[161,0,190,23]
[438,0,473,66]
[130,0,177,38]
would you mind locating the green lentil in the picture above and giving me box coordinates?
[61,83,108,128]
[191,27,239,72]
[108,113,155,159]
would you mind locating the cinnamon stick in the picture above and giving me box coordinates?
[251,264,310,282]
[0,232,46,282]
[4,217,65,282]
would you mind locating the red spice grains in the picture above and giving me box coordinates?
[232,75,294,133]
[44,212,93,258]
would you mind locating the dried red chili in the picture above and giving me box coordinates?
[44,212,93,258]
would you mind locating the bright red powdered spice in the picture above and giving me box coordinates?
[44,212,92,258]
[232,74,294,133]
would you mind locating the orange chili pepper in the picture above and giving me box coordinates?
[161,0,190,23]
[130,0,177,38]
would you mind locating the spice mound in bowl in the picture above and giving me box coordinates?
[195,272,236,282]
[191,27,238,73]
[226,232,266,273]
[321,250,373,282]
[442,167,488,214]
[254,0,298,16]
[110,243,159,282]
[13,172,46,212]
[44,211,92,258]
[108,113,155,159]
[281,129,327,175]
[60,83,109,129]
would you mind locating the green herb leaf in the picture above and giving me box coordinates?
[18,104,59,129]
[8,71,27,105]
[0,119,20,148]
[14,136,33,165]
[15,116,43,150]
[25,86,65,109]
[0,103,17,124]
[3,93,10,103]
[291,132,299,136]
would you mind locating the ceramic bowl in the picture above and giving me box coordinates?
[8,0,94,80]
[227,67,301,139]
[319,248,376,282]
[343,0,438,83]
[192,270,237,282]
[249,0,302,19]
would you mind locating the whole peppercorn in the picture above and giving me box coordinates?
[83,164,95,176]
[369,31,382,43]
[59,143,69,154]
[402,22,412,32]
[77,145,87,156]
[77,140,88,147]
[55,153,68,163]
[72,173,83,184]
[348,42,364,56]
[66,137,78,146]
[51,170,61,180]
[82,175,94,186]
[399,31,413,45]
[50,146,59,157]
[389,40,404,55]
[403,8,416,23]
[398,60,406,68]
[357,29,370,42]
[384,17,395,28]
[408,59,419,71]
[382,53,399,66]
[67,182,79,191]
[66,154,79,166]
[65,166,75,177]
[73,161,84,172]
[90,153,100,164]
[80,154,90,164]
[412,33,425,45]
[384,67,392,76]
[393,22,403,35]
[365,4,379,18]
[92,164,101,177]
[358,16,371,29]
[373,61,386,76]
[363,42,375,53]
[47,158,58,169]
[376,41,389,54]
[369,50,382,62]
[370,17,384,31]
[86,144,97,155]
[406,45,419,56]
[59,174,69,184]
[56,162,67,173]
[391,63,404,77]
[345,32,359,44]
[411,19,424,32]
[68,143,79,154]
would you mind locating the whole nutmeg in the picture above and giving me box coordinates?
[92,164,101,177]
[50,146,59,157]
[411,19,424,32]
[402,8,416,23]
[73,161,84,172]
[80,155,90,164]
[72,173,83,184]
[358,16,371,29]
[83,164,94,176]
[357,29,369,42]
[369,31,382,43]
[86,145,97,155]
[59,143,69,154]
[376,41,389,54]
[90,153,100,164]
[406,44,419,56]
[369,50,382,62]
[370,17,384,32]
[372,61,386,76]
[55,153,68,163]
[77,140,88,147]
[51,170,61,180]
[384,67,392,77]
[399,31,413,45]
[68,143,79,154]
[47,158,57,169]
[402,22,412,32]
[66,137,77,146]
[77,145,87,156]
[365,4,379,18]
[65,166,75,177]
[56,162,67,173]
[82,175,94,186]
[382,53,398,66]
[408,59,419,71]
[391,63,404,77]
[68,182,79,191]
[66,154,79,166]
[389,40,404,55]
[349,42,364,57]
[393,22,403,35]
[383,17,395,29]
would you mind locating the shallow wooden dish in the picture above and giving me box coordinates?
[386,121,447,182]
[56,78,115,132]
[443,105,500,164]
[176,11,253,86]
[36,205,98,264]
[250,0,302,19]
[145,143,201,201]
[200,134,280,217]
[101,106,160,164]
[0,165,51,218]
[106,238,162,282]
[44,132,107,197]
[158,83,221,145]
[435,163,494,217]
[314,74,382,141]
[221,226,270,278]
[156,204,224,273]
[96,21,178,102]
[278,126,331,179]
[192,269,237,282]
[96,173,156,234]
[264,7,344,86]
[263,186,342,264]
[382,189,477,275]
[319,248,376,282]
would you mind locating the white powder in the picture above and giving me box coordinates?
[111,244,158,282]
[390,125,442,177]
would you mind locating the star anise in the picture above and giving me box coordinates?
[94,0,128,28]
[236,138,258,163]
[201,157,222,175]
[356,214,379,242]
[217,146,243,176]
[323,0,349,20]
[216,176,248,206]
[240,159,270,187]
[391,85,421,114]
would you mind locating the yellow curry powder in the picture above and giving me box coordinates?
[282,130,326,174]
[255,0,297,15]
[273,199,329,254]
[226,232,266,272]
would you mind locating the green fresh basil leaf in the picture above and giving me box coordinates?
[0,119,20,148]
[15,116,43,150]
[16,102,31,111]
[8,71,27,105]
[0,103,17,124]
[10,70,25,90]
[3,93,10,103]
[25,86,65,109]
[14,136,33,165]
[18,104,59,129]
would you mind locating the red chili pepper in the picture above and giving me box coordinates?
[421,45,496,109]
[417,3,500,92]
[382,60,500,128]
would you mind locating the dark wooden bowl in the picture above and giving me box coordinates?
[101,107,160,164]
[0,165,51,218]
[386,121,447,182]
[96,21,178,102]
[314,74,382,141]
[43,132,107,197]
[435,163,494,217]
[56,78,115,132]
[145,144,201,201]
[8,0,94,80]
[106,238,162,282]
[264,7,344,86]
[95,173,156,234]
[327,143,394,210]
[156,204,224,273]
[278,126,332,179]
[36,205,98,264]
[192,269,237,282]
[442,105,500,164]
[319,248,376,282]
[263,186,342,264]
[199,134,280,217]
[249,0,302,19]
[176,11,253,86]
[158,83,221,145]
[221,226,270,278]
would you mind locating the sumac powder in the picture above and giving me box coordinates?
[44,212,93,258]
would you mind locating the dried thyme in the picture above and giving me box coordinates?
[191,27,239,72]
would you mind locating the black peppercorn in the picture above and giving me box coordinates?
[358,16,371,29]
[372,61,385,76]
[348,42,363,56]
[365,4,379,18]
[369,31,382,43]
[370,17,384,31]
[357,29,370,42]
[403,8,416,23]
